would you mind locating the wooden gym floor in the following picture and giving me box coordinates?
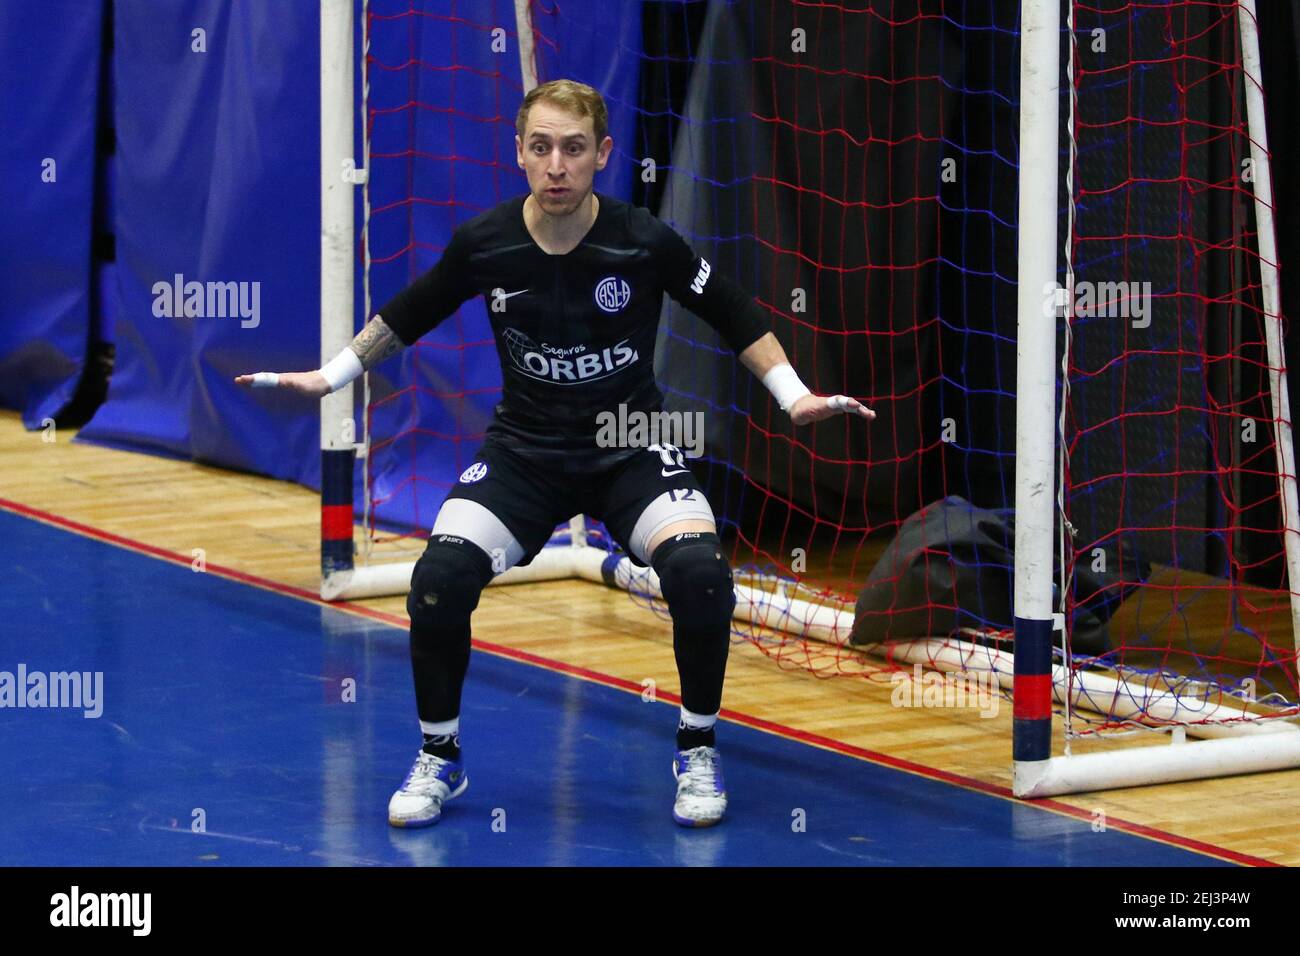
[1,408,1295,865]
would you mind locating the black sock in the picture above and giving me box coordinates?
[422,732,461,761]
[676,723,716,751]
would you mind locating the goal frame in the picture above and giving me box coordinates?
[1011,0,1300,797]
[317,0,1300,798]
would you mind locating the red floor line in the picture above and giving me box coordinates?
[0,495,1277,867]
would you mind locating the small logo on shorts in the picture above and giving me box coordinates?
[649,442,691,476]
[594,276,631,313]
[459,462,488,484]
[675,533,702,542]
[436,535,465,545]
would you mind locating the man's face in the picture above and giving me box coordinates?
[516,100,612,217]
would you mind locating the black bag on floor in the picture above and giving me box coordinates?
[847,496,1148,656]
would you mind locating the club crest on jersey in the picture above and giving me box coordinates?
[594,275,631,313]
[459,462,488,484]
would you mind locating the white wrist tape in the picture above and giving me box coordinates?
[318,348,365,393]
[249,372,280,388]
[761,363,812,412]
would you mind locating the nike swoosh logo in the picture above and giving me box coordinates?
[496,288,528,300]
[661,468,689,477]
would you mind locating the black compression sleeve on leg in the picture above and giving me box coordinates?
[651,532,736,719]
[406,537,495,724]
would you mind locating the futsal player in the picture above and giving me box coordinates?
[238,79,873,828]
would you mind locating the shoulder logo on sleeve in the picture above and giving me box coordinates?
[689,257,711,294]
[594,276,631,313]
[459,462,488,484]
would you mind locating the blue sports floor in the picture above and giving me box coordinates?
[0,506,1244,866]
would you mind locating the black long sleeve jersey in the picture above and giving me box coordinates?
[376,193,770,455]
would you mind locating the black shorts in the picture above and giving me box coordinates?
[439,435,714,566]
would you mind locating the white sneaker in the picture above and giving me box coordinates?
[672,746,727,827]
[388,751,468,828]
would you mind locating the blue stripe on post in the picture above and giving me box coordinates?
[1013,615,1054,762]
[321,448,355,576]
[322,538,353,576]
[1014,616,1053,674]
[1014,717,1052,762]
[321,448,354,507]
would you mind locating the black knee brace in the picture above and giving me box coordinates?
[406,535,496,632]
[653,532,735,717]
[407,536,496,724]
[651,531,737,625]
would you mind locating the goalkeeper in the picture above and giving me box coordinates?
[238,79,872,828]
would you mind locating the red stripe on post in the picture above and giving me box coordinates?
[321,504,354,541]
[1013,673,1053,720]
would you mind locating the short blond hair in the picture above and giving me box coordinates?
[516,79,608,144]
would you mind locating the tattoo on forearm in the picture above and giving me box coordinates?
[350,316,404,370]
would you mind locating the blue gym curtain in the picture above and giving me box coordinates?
[0,0,104,428]
[76,0,323,487]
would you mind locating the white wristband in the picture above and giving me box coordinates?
[761,363,812,412]
[318,348,365,393]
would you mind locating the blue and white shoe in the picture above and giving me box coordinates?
[672,746,727,827]
[388,750,468,828]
